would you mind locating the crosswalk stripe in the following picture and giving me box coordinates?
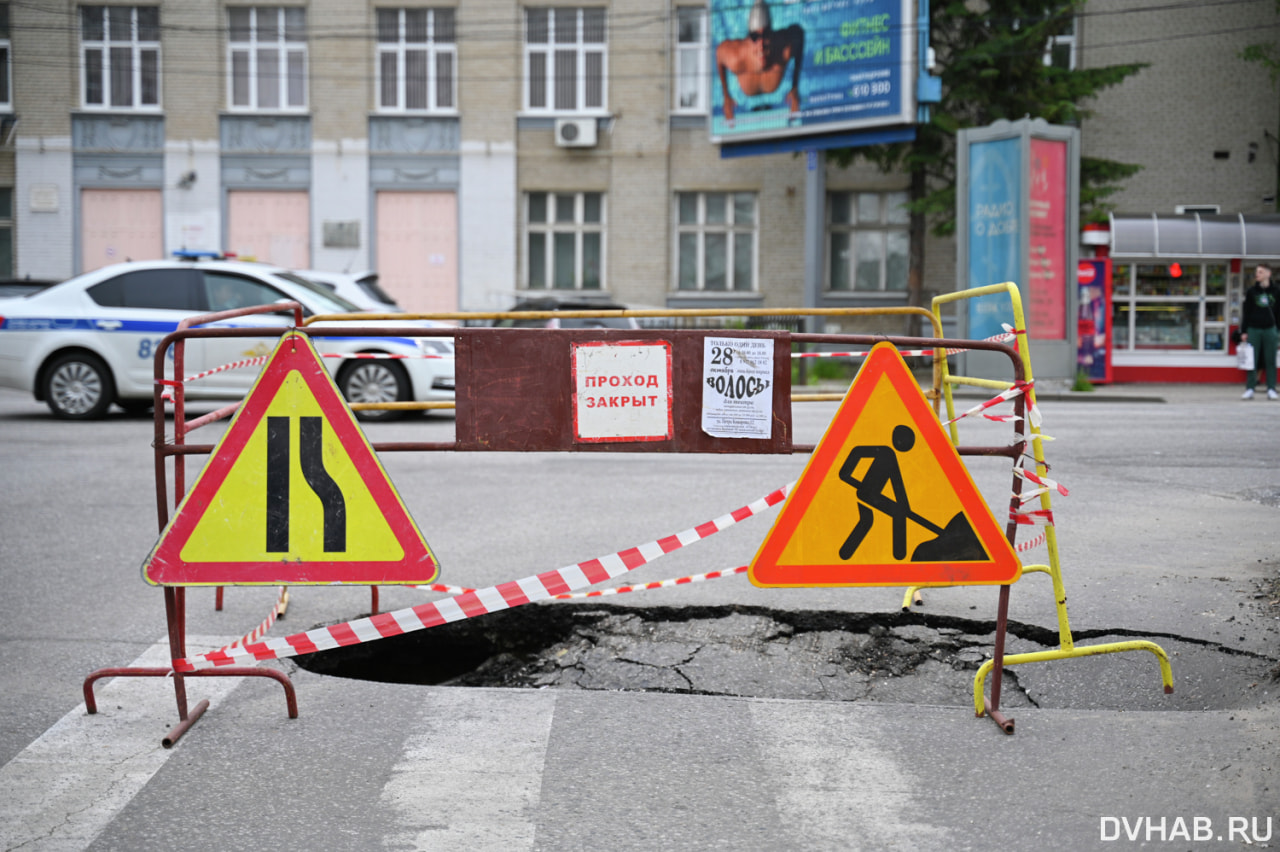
[0,635,242,852]
[380,689,558,850]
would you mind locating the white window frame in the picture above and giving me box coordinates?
[524,192,606,291]
[227,6,308,112]
[80,5,161,111]
[674,191,758,293]
[0,4,11,110]
[673,6,708,114]
[826,190,910,294]
[375,8,457,114]
[1043,15,1076,70]
[523,7,607,115]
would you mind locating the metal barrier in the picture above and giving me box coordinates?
[80,299,1157,743]
[928,283,1174,722]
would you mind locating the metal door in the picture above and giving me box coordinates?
[375,191,458,313]
[80,189,164,273]
[227,191,311,269]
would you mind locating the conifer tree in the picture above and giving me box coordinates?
[828,0,1145,332]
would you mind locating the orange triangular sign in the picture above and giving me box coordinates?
[750,342,1020,588]
[143,331,439,586]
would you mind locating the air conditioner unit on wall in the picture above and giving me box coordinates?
[555,118,597,148]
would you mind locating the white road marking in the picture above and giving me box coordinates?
[0,636,242,852]
[380,689,557,850]
[749,702,952,851]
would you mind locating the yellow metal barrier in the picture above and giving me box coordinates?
[927,282,1173,716]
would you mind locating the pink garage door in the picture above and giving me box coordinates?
[376,191,458,313]
[81,189,164,272]
[227,191,310,269]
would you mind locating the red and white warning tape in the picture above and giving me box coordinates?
[792,331,1016,359]
[941,380,1037,428]
[170,366,1060,667]
[173,483,793,670]
[224,587,290,650]
[320,352,446,360]
[1014,467,1068,496]
[1011,508,1055,526]
[158,350,448,402]
[552,565,749,599]
[1015,531,1047,552]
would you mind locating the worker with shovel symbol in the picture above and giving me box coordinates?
[837,424,988,563]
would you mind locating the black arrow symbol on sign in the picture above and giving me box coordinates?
[266,416,346,553]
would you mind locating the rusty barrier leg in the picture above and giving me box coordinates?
[82,585,299,748]
[984,584,1016,734]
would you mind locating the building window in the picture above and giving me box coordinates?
[525,192,604,290]
[524,7,606,113]
[80,6,160,110]
[228,6,307,111]
[827,191,909,293]
[674,7,707,113]
[675,192,756,292]
[1111,263,1229,352]
[1043,15,1075,70]
[0,5,10,110]
[0,187,11,277]
[376,8,455,112]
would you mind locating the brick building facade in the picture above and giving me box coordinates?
[1,0,1276,376]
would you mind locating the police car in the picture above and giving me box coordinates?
[0,258,455,420]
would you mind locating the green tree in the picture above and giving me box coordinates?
[828,0,1145,333]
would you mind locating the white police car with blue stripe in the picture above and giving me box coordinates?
[0,259,454,420]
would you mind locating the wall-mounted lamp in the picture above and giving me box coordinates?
[1249,141,1258,164]
[177,170,197,190]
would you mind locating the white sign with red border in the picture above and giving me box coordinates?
[572,341,673,443]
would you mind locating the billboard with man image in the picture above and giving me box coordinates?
[710,0,915,144]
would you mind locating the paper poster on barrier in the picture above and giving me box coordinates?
[702,337,774,439]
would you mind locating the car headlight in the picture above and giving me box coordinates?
[418,338,454,356]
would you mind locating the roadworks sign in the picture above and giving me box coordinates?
[750,342,1020,588]
[143,331,438,586]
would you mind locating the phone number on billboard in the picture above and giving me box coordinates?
[851,81,892,98]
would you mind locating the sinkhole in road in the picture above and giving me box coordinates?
[290,602,1279,710]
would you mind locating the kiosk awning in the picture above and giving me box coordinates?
[1110,213,1280,259]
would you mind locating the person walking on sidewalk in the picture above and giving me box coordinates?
[1241,263,1279,400]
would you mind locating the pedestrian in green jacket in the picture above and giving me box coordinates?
[1241,263,1279,400]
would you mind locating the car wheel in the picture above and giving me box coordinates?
[44,352,115,420]
[337,359,410,422]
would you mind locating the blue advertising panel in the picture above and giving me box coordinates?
[966,136,1023,341]
[709,0,914,144]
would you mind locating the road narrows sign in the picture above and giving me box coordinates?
[143,331,439,586]
[750,342,1020,588]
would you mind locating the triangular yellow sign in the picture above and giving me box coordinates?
[143,331,439,586]
[750,342,1020,588]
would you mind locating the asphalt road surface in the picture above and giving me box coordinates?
[1,381,1277,851]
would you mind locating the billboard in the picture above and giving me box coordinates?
[709,0,915,144]
[966,136,1023,342]
[1028,137,1068,341]
[956,118,1080,380]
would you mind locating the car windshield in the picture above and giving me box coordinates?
[273,271,365,313]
